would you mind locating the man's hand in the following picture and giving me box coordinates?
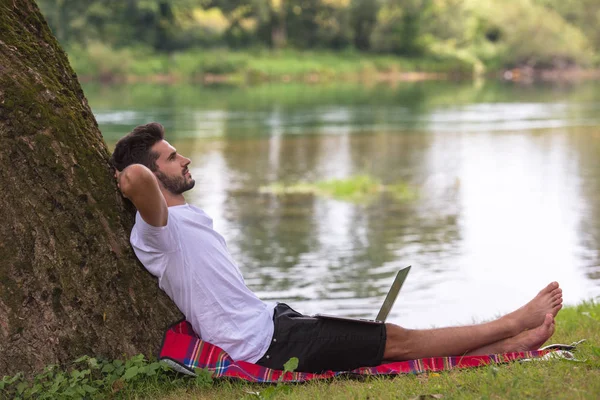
[113,164,168,227]
[115,164,152,199]
[114,168,127,198]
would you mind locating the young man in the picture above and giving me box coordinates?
[110,122,563,373]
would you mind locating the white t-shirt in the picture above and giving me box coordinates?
[130,204,276,363]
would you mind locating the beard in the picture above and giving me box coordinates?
[155,170,195,195]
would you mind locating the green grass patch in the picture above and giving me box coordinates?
[2,303,599,399]
[0,354,214,399]
[259,175,418,203]
[66,46,475,84]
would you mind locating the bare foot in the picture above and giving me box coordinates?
[466,313,555,356]
[506,313,555,352]
[504,282,562,334]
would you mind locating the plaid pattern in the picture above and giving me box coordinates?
[158,320,554,383]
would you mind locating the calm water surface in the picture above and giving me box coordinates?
[87,81,600,328]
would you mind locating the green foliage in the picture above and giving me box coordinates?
[173,49,249,76]
[193,367,214,388]
[370,0,434,56]
[475,0,594,68]
[259,175,418,203]
[282,357,299,374]
[316,175,384,201]
[535,0,600,55]
[37,0,200,52]
[350,0,378,51]
[0,354,189,399]
[244,357,299,400]
[36,0,600,73]
[387,182,419,202]
[68,43,133,79]
[65,45,473,82]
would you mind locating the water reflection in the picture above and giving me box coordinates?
[94,81,600,328]
[572,128,600,281]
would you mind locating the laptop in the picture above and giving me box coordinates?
[314,265,411,324]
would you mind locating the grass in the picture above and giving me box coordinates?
[66,45,476,84]
[2,301,599,399]
[259,175,419,203]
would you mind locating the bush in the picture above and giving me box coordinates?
[476,0,594,68]
[66,42,133,80]
[172,50,249,78]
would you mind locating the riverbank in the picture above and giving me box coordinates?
[67,46,600,86]
[2,301,598,398]
[66,46,476,84]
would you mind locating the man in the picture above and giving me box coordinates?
[110,122,563,373]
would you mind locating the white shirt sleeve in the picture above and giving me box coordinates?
[130,212,179,254]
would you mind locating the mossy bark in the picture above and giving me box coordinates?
[0,0,181,376]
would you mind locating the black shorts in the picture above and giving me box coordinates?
[256,303,387,373]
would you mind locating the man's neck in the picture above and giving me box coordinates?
[162,190,186,207]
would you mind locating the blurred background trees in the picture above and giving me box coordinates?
[36,0,600,74]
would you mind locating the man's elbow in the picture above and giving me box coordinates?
[120,164,155,197]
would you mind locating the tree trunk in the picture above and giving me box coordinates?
[0,0,181,377]
[270,6,287,49]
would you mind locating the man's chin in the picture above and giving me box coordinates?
[185,179,196,191]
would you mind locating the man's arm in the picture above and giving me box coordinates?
[115,164,168,227]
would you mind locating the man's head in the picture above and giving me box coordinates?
[110,122,164,172]
[110,122,195,195]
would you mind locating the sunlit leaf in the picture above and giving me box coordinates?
[123,366,139,380]
[283,357,299,373]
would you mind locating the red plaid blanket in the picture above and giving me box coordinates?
[158,320,561,383]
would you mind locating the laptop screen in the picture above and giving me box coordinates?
[375,266,411,322]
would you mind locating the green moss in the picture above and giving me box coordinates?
[1,8,127,236]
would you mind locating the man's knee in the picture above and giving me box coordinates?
[383,323,413,360]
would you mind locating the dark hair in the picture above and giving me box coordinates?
[109,122,165,171]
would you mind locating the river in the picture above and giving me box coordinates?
[86,80,600,328]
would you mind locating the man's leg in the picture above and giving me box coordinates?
[383,282,562,361]
[465,313,555,356]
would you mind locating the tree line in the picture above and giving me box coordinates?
[37,0,600,69]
